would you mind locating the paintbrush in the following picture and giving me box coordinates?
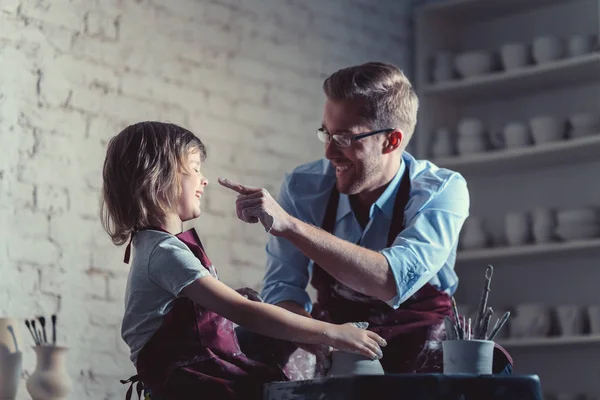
[474,265,494,338]
[25,320,38,345]
[467,318,472,340]
[31,320,41,345]
[38,316,47,344]
[444,316,455,340]
[52,314,57,346]
[451,297,463,339]
[488,311,511,341]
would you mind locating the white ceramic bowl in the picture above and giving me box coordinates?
[455,51,493,78]
[532,36,564,63]
[529,116,565,144]
[503,122,531,148]
[568,34,595,57]
[555,223,600,241]
[557,207,599,225]
[511,304,551,338]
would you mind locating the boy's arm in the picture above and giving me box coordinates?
[181,276,385,359]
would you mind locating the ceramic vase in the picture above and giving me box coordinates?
[0,317,22,400]
[26,346,72,400]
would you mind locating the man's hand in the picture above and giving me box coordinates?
[218,177,294,236]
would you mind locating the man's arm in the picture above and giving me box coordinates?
[279,175,470,304]
[281,219,395,300]
[219,174,469,305]
[259,175,314,313]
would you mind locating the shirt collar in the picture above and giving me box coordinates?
[336,159,406,222]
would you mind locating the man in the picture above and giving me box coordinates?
[219,62,510,374]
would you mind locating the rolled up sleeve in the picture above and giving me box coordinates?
[380,174,470,309]
[261,175,313,312]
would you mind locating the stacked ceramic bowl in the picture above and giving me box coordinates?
[555,207,600,241]
[456,118,487,155]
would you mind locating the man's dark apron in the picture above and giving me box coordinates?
[310,167,512,373]
[120,228,288,400]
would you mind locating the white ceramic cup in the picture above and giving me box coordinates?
[500,43,529,70]
[587,305,600,334]
[505,211,531,246]
[460,217,489,249]
[532,208,556,243]
[442,340,494,374]
[457,118,485,137]
[530,116,565,144]
[431,128,454,157]
[570,112,600,138]
[568,34,595,57]
[532,36,564,63]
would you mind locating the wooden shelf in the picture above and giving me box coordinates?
[422,53,600,102]
[497,334,600,348]
[457,237,600,264]
[432,134,600,176]
[420,0,585,25]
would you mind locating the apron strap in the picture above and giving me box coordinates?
[119,374,144,400]
[123,231,136,264]
[320,161,411,244]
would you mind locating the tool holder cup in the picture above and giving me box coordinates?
[442,339,495,375]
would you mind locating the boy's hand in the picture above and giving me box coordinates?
[328,323,387,360]
[218,177,293,236]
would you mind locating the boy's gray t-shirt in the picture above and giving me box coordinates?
[121,230,211,365]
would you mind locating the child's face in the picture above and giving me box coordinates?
[177,150,208,222]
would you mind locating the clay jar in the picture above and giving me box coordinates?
[326,351,385,378]
[27,346,72,400]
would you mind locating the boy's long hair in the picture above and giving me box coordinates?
[100,121,206,246]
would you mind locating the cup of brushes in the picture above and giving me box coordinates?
[442,265,511,374]
[24,314,72,400]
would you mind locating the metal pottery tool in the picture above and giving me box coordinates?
[488,311,511,341]
[474,265,494,339]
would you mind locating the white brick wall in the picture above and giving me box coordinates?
[0,0,411,398]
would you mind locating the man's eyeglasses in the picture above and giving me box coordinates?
[316,127,394,148]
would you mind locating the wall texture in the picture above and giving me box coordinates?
[0,0,411,398]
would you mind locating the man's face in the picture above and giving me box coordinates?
[322,98,385,195]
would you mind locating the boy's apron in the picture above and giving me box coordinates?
[310,166,513,373]
[120,228,288,400]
